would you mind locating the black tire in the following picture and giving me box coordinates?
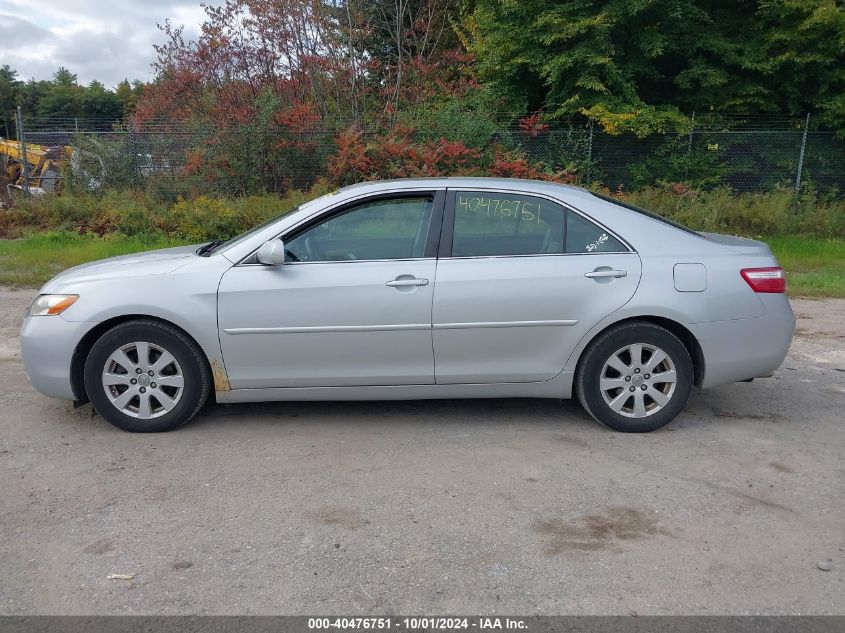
[84,319,211,432]
[575,321,693,433]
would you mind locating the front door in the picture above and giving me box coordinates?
[218,193,442,389]
[432,189,642,384]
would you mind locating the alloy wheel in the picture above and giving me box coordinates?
[599,343,677,419]
[101,341,185,419]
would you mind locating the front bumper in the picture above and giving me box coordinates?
[20,315,97,400]
[692,294,796,389]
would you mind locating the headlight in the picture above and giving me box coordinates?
[29,294,79,316]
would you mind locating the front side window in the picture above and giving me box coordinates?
[285,196,434,262]
[451,191,566,257]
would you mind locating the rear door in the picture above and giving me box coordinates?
[432,188,642,384]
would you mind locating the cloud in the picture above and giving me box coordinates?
[0,1,217,88]
[0,14,55,48]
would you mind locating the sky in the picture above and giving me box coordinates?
[0,0,219,88]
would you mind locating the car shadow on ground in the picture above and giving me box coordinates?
[188,396,596,430]
[53,387,772,435]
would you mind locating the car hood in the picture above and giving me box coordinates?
[42,244,201,290]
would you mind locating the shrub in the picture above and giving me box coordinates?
[490,149,577,182]
[164,183,332,241]
[325,124,582,186]
[16,191,101,230]
[165,196,239,241]
[0,204,32,238]
[2,182,332,242]
[327,124,486,186]
[621,186,845,239]
[8,190,166,237]
[4,181,843,244]
[88,191,167,236]
[402,87,504,149]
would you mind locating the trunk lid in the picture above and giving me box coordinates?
[699,232,774,256]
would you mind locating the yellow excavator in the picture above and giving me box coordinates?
[0,138,69,195]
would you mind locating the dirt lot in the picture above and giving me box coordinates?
[0,288,843,615]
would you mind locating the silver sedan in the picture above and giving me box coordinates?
[20,178,795,433]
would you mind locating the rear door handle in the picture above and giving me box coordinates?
[584,269,627,279]
[386,278,429,287]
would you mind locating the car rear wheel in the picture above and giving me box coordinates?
[84,320,211,432]
[575,322,693,432]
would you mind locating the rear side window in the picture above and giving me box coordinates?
[451,191,566,256]
[449,191,628,256]
[565,211,627,253]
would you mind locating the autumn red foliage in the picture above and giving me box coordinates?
[490,151,577,184]
[518,111,550,138]
[134,0,578,195]
[327,125,483,186]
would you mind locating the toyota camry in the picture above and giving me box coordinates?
[20,178,795,433]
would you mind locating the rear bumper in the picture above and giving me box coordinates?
[692,294,795,389]
[20,315,96,400]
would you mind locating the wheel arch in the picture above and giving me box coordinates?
[70,315,216,405]
[571,315,705,388]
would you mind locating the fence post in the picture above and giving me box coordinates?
[795,112,810,192]
[15,106,29,193]
[687,111,695,154]
[130,129,140,189]
[685,111,695,181]
[585,120,594,184]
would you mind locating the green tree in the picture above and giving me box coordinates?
[462,0,717,134]
[52,67,78,87]
[19,79,50,121]
[749,0,845,131]
[0,65,22,138]
[461,0,845,134]
[115,79,146,117]
[1,66,147,126]
[36,67,83,118]
[81,80,122,119]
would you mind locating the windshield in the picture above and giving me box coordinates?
[202,193,334,255]
[201,211,296,256]
[590,191,701,236]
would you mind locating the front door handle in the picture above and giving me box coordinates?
[584,269,627,279]
[386,277,429,287]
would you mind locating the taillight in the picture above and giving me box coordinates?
[740,267,786,293]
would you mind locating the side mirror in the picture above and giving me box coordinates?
[256,238,286,265]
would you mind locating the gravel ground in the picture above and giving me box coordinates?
[0,288,843,615]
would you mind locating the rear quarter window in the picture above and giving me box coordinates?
[565,212,627,253]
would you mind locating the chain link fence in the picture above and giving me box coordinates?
[3,113,844,200]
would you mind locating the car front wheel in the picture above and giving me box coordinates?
[84,319,211,432]
[575,322,693,432]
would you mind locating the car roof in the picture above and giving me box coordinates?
[336,177,596,203]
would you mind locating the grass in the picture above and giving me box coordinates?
[0,232,192,287]
[0,231,843,298]
[768,236,845,298]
